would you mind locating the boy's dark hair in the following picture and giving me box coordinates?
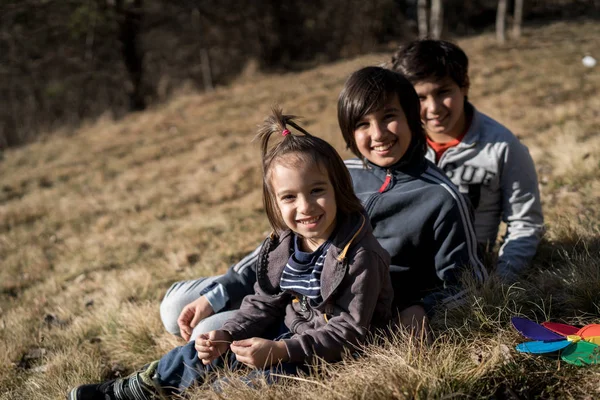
[256,107,363,233]
[390,39,470,89]
[337,66,426,165]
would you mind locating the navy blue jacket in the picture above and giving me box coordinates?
[345,157,487,311]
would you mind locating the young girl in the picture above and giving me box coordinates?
[68,108,393,399]
[337,66,487,335]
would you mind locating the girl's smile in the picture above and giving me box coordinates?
[372,139,397,153]
[297,215,323,225]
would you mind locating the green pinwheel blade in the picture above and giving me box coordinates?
[561,341,600,366]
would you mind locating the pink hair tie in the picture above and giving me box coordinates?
[282,129,291,137]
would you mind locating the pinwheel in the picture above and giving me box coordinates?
[511,317,600,366]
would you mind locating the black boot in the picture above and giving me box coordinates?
[67,361,162,400]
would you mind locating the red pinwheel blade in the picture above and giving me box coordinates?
[516,340,571,354]
[561,341,600,366]
[541,321,579,337]
[511,317,564,341]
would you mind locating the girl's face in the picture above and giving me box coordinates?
[413,77,468,139]
[353,94,412,168]
[270,158,337,252]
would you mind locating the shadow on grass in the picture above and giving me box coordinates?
[434,234,600,336]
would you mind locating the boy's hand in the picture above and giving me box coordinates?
[195,330,232,365]
[177,296,214,341]
[399,304,433,346]
[230,338,289,369]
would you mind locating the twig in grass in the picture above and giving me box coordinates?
[270,373,350,399]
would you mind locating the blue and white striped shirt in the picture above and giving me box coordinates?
[280,235,330,305]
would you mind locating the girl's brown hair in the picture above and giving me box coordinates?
[256,107,363,233]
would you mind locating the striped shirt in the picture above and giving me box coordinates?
[279,235,330,304]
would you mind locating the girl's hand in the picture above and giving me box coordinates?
[195,330,232,365]
[230,338,289,369]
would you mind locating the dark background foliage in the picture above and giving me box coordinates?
[0,0,597,147]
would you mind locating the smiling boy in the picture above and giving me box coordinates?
[391,40,544,281]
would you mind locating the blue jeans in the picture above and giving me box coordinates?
[155,327,306,394]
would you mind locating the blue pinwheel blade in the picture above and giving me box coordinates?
[512,317,564,341]
[516,340,571,354]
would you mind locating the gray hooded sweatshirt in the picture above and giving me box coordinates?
[425,104,544,279]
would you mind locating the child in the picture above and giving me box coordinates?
[68,108,394,399]
[337,66,487,330]
[162,66,488,343]
[390,39,545,282]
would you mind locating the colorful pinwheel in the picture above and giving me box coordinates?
[512,317,600,366]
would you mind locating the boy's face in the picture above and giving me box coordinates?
[413,77,468,140]
[353,94,412,168]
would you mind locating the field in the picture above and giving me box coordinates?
[1,20,600,399]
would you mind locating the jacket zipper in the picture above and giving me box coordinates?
[378,169,392,193]
[363,169,392,214]
[290,295,314,332]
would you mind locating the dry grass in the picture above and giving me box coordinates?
[1,20,600,399]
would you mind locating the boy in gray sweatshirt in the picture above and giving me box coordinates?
[391,39,544,282]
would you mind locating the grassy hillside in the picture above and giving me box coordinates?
[1,20,600,399]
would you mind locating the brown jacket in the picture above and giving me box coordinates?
[221,211,393,364]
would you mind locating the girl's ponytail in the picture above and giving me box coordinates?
[255,106,312,161]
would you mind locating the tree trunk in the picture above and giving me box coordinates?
[116,0,146,111]
[496,0,507,44]
[512,0,524,39]
[417,0,428,39]
[200,48,213,92]
[192,8,213,92]
[85,1,97,62]
[430,0,443,40]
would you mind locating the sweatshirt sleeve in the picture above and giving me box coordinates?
[203,244,262,311]
[497,140,545,280]
[221,281,289,339]
[423,190,488,314]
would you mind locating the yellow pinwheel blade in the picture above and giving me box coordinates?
[583,336,600,345]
